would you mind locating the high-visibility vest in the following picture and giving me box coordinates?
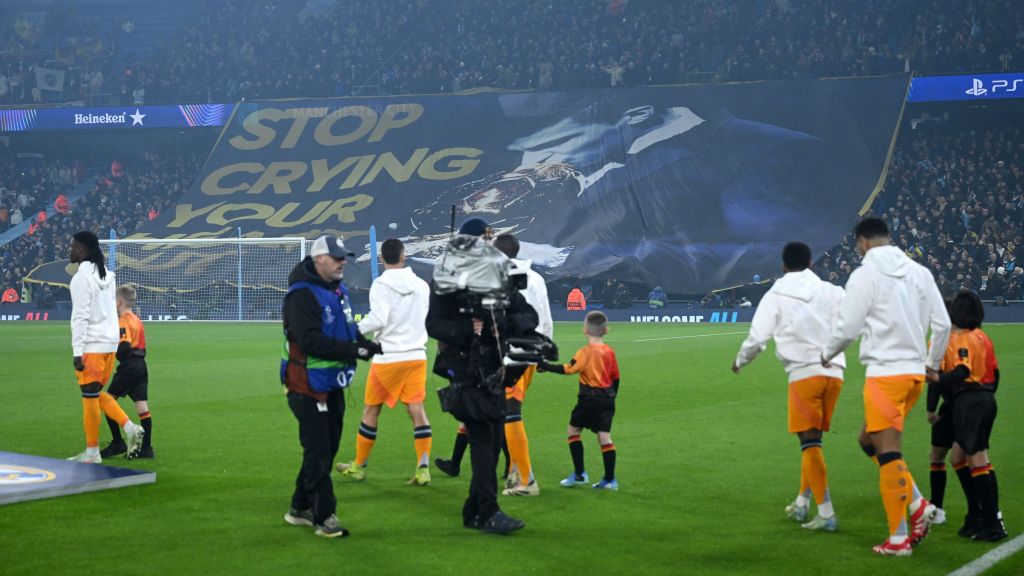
[2,288,19,303]
[567,288,586,311]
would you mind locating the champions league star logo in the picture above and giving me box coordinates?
[0,465,56,485]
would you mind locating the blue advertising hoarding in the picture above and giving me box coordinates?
[0,103,232,132]
[907,72,1024,102]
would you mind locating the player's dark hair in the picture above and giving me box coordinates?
[949,290,984,330]
[493,233,520,258]
[782,242,812,271]
[381,238,404,265]
[854,217,890,240]
[73,230,106,280]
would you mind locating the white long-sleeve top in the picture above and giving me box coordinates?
[358,266,431,364]
[823,245,951,377]
[514,258,553,339]
[70,261,119,356]
[735,269,846,382]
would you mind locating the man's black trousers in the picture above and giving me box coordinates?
[287,390,345,524]
[462,418,504,525]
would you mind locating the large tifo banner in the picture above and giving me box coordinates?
[34,77,909,293]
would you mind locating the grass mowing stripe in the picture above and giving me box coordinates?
[625,330,748,342]
[947,534,1024,576]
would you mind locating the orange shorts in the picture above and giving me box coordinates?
[364,360,427,408]
[863,374,924,433]
[788,376,843,433]
[75,352,115,386]
[505,365,537,402]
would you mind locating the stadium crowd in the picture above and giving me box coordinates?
[1,149,201,305]
[0,0,1021,105]
[1,0,1023,306]
[814,117,1024,302]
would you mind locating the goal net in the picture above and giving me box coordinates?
[101,237,308,321]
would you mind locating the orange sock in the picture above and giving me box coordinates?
[355,422,377,466]
[81,395,101,448]
[505,417,532,485]
[98,392,129,427]
[879,456,910,537]
[413,425,432,467]
[803,445,828,506]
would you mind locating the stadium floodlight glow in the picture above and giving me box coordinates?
[100,237,309,321]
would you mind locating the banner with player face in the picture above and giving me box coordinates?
[29,76,909,294]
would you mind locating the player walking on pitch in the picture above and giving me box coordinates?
[493,233,554,496]
[733,242,845,531]
[336,238,433,485]
[822,218,951,556]
[67,231,145,463]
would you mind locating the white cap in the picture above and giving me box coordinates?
[310,235,354,259]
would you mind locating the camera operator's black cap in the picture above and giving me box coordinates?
[458,217,489,237]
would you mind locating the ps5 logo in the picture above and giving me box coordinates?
[965,77,1024,97]
[965,78,987,96]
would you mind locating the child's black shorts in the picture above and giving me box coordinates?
[570,396,615,433]
[931,402,955,449]
[952,389,996,455]
[108,360,149,402]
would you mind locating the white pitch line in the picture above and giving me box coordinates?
[947,533,1024,576]
[629,331,749,343]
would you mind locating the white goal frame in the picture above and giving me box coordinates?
[100,237,309,321]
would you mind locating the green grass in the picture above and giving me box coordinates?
[0,322,1021,575]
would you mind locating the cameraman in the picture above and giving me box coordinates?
[426,218,539,534]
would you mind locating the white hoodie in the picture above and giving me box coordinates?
[735,269,846,383]
[358,266,431,364]
[513,258,553,339]
[70,261,119,356]
[823,245,951,377]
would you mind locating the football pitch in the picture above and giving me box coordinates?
[1,321,1021,576]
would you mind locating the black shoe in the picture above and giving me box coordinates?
[481,510,525,535]
[971,524,1009,542]
[463,514,483,530]
[135,448,155,459]
[100,440,127,458]
[958,515,984,538]
[435,458,460,477]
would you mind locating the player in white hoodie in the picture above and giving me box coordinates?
[337,238,433,486]
[67,231,145,463]
[493,233,554,496]
[821,218,951,556]
[733,242,845,532]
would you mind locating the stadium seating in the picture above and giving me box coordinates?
[0,0,1021,105]
[0,0,1021,303]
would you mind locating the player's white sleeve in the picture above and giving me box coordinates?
[823,270,870,361]
[357,282,389,335]
[69,272,90,356]
[735,292,777,368]
[925,275,952,371]
[533,278,553,339]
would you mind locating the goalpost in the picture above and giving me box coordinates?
[101,236,309,321]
